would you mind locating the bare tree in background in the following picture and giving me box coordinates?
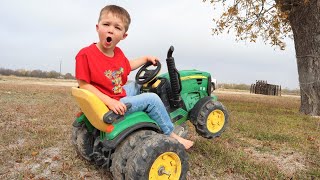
[204,0,320,116]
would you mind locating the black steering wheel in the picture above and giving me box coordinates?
[135,61,161,84]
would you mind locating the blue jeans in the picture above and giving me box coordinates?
[120,82,174,135]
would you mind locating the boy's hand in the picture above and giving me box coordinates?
[145,56,158,65]
[130,56,159,71]
[106,98,127,115]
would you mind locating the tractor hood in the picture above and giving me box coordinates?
[159,69,211,80]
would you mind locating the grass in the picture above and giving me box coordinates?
[218,83,300,95]
[0,79,319,179]
[188,92,320,179]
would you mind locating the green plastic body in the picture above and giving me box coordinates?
[161,70,217,125]
[160,70,215,110]
[76,111,158,140]
[77,69,217,141]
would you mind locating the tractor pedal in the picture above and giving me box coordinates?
[173,125,185,137]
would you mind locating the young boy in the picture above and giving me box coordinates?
[75,5,193,149]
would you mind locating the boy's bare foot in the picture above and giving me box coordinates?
[170,132,194,149]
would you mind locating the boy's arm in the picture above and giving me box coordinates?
[77,80,127,115]
[129,56,158,71]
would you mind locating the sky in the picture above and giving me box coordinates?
[0,0,299,89]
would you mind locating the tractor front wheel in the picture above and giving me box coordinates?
[190,97,229,139]
[125,134,188,180]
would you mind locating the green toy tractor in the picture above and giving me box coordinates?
[71,46,229,180]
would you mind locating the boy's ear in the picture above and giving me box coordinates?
[96,24,99,31]
[122,33,128,40]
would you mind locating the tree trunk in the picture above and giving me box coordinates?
[288,0,320,116]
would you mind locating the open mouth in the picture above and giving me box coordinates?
[106,37,112,43]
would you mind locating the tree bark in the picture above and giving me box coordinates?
[288,0,320,116]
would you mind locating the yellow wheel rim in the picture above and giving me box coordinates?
[149,152,181,180]
[207,109,225,133]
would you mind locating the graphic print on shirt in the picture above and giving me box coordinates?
[104,67,124,94]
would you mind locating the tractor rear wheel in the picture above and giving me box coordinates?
[71,123,95,161]
[125,134,188,180]
[110,130,157,180]
[190,96,229,139]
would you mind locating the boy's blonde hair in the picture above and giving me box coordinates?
[98,5,131,32]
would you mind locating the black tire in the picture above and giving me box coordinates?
[125,134,188,180]
[190,96,229,139]
[71,124,95,161]
[110,130,157,180]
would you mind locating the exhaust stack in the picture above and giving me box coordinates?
[166,46,184,108]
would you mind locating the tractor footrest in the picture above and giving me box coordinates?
[89,148,112,169]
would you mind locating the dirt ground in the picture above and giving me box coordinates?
[0,75,78,87]
[0,76,111,179]
[0,75,317,179]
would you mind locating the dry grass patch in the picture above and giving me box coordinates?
[0,83,109,179]
[0,78,319,179]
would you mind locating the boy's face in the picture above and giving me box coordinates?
[96,12,128,51]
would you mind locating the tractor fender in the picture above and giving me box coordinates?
[102,122,161,150]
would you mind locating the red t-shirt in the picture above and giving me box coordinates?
[75,43,131,100]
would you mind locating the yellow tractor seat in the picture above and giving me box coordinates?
[71,87,113,132]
